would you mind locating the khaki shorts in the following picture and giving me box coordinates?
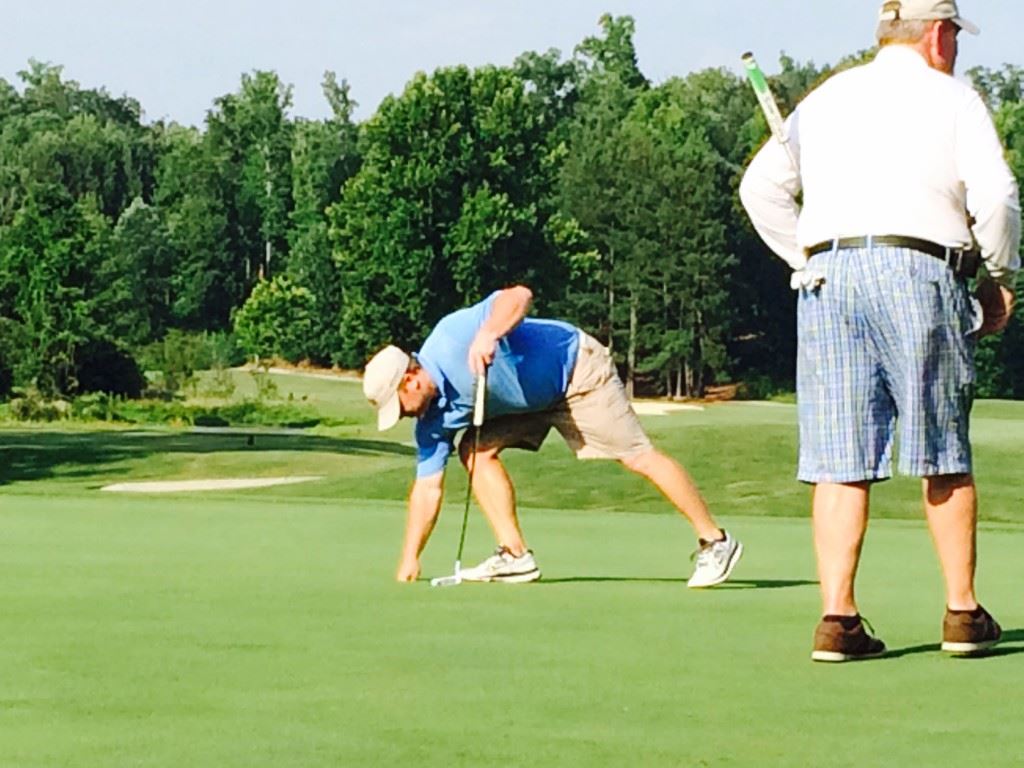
[473,332,653,460]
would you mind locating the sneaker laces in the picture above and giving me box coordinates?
[483,546,516,571]
[689,536,725,566]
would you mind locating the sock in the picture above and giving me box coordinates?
[947,605,985,618]
[699,531,727,546]
[823,614,861,630]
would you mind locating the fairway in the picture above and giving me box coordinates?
[2,377,1023,767]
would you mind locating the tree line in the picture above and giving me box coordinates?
[2,15,1023,402]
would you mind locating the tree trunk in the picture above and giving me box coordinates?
[690,311,704,398]
[264,150,274,278]
[607,245,615,355]
[626,291,637,400]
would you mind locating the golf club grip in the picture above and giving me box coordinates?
[741,52,797,166]
[472,372,486,427]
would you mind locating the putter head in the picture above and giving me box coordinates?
[430,560,462,588]
[430,572,462,587]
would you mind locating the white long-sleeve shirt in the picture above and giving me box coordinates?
[739,45,1021,286]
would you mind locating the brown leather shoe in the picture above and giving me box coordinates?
[811,615,886,662]
[942,605,1001,655]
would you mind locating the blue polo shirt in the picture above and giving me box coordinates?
[414,292,579,477]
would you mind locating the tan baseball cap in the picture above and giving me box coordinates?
[878,0,979,35]
[363,345,410,431]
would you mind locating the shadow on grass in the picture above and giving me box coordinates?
[0,429,414,486]
[538,577,817,589]
[886,627,1024,659]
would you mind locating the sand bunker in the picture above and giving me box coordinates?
[631,401,704,416]
[101,476,322,493]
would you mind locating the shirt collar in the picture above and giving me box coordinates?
[873,45,930,70]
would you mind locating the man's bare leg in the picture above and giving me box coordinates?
[459,443,528,556]
[620,449,722,541]
[813,482,871,616]
[923,473,978,611]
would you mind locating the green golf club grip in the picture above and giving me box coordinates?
[741,52,796,165]
[741,52,771,97]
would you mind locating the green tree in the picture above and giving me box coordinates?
[233,275,317,362]
[152,124,236,329]
[329,63,576,366]
[0,63,156,393]
[559,16,650,354]
[206,71,294,288]
[286,72,361,364]
[0,191,115,394]
[109,198,176,343]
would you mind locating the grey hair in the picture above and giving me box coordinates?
[876,18,933,45]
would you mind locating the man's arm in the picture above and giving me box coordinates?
[958,91,1021,290]
[738,117,806,272]
[957,91,1021,336]
[396,471,445,582]
[467,285,533,375]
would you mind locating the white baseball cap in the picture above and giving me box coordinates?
[363,345,410,431]
[878,0,979,35]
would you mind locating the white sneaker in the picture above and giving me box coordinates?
[686,531,743,588]
[459,547,541,583]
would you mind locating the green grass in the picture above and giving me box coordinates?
[2,375,1023,766]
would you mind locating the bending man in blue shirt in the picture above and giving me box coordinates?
[363,285,742,586]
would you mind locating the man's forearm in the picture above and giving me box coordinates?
[401,474,445,562]
[973,200,1021,289]
[481,285,533,339]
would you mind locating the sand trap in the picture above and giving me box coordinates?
[101,476,322,493]
[632,401,704,415]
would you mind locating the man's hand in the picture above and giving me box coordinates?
[396,557,421,583]
[976,278,1016,337]
[468,328,498,376]
[466,286,533,375]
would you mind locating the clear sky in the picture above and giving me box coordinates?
[5,1,1020,126]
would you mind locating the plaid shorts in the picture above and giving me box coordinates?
[796,246,981,483]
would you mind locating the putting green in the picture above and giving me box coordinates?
[2,385,1022,766]
[0,491,1020,768]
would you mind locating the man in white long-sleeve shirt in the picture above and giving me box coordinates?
[740,0,1019,662]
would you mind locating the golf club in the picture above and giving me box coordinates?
[741,52,798,169]
[430,370,487,587]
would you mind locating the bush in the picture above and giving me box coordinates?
[734,374,795,401]
[249,368,280,401]
[0,319,21,400]
[0,360,13,401]
[113,399,191,425]
[8,388,72,421]
[198,367,237,399]
[72,392,127,422]
[136,331,244,396]
[73,340,145,398]
[233,276,318,363]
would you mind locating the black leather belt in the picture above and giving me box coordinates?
[806,235,980,278]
